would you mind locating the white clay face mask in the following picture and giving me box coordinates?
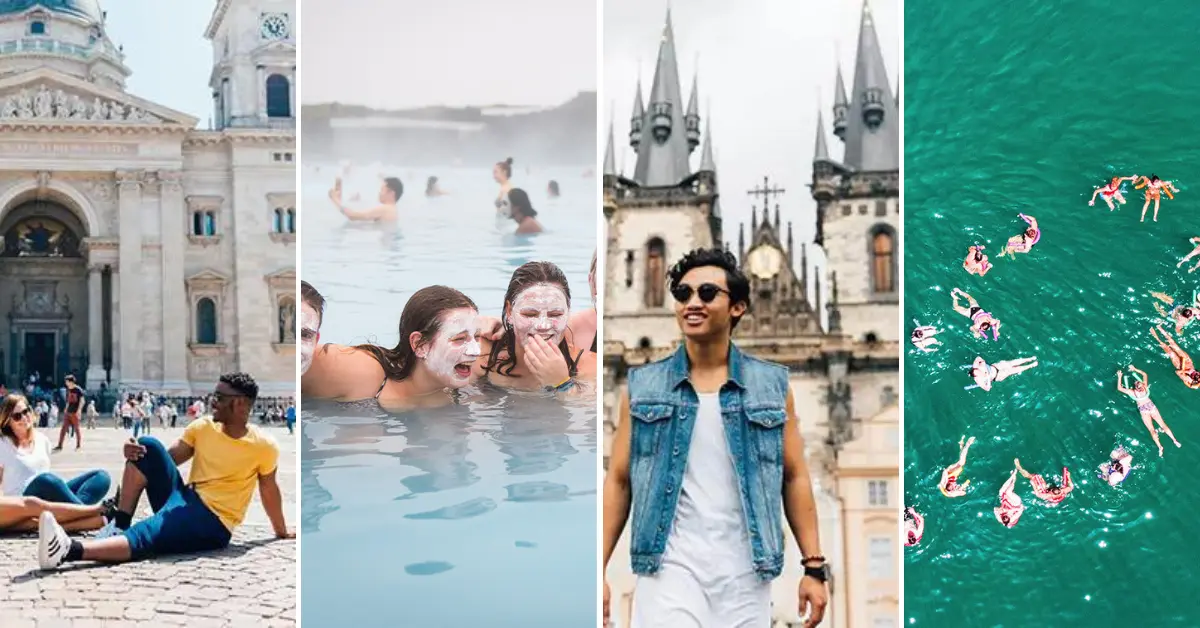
[510,284,569,346]
[300,305,320,375]
[421,309,483,385]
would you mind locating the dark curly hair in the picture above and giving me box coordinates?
[486,261,579,377]
[667,247,751,328]
[354,286,478,382]
[220,372,259,401]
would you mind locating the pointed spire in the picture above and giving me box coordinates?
[828,271,843,332]
[738,223,745,260]
[814,111,830,161]
[832,66,849,140]
[699,115,716,173]
[800,243,808,293]
[603,121,616,176]
[633,9,693,186]
[628,79,645,150]
[774,204,780,231]
[842,0,899,171]
[786,222,794,262]
[685,72,701,152]
[814,270,822,329]
[761,204,770,227]
[751,205,757,230]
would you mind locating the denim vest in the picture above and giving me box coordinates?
[626,343,790,581]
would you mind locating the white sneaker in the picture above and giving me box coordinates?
[93,518,121,540]
[37,511,70,570]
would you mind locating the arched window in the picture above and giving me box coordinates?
[644,238,666,308]
[286,209,295,233]
[196,298,218,344]
[266,74,291,118]
[870,226,896,294]
[192,212,203,236]
[273,209,283,233]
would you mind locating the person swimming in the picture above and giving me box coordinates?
[1098,446,1133,486]
[963,245,992,276]
[425,176,448,197]
[1014,458,1073,505]
[950,288,1001,340]
[1135,174,1178,222]
[1116,365,1181,457]
[1149,290,1198,333]
[1149,325,1200,390]
[494,157,515,218]
[1089,175,1137,210]
[996,213,1040,258]
[547,180,560,198]
[1177,237,1200,273]
[911,324,943,353]
[904,508,924,546]
[507,188,544,235]
[939,436,975,497]
[966,355,1038,392]
[994,469,1025,528]
[329,176,402,222]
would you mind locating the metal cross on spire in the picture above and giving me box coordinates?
[747,176,786,207]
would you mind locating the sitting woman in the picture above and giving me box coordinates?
[0,394,111,532]
[508,189,544,234]
[485,261,596,393]
[302,286,495,410]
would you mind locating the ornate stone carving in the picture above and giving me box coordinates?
[35,170,50,189]
[115,170,142,189]
[85,178,114,202]
[12,281,71,319]
[0,85,163,123]
[157,170,183,190]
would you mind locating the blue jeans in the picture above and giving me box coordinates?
[132,419,142,439]
[23,470,112,506]
[122,437,231,560]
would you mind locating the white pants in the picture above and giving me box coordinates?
[630,564,770,628]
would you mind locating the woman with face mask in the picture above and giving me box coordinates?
[485,262,596,393]
[302,286,495,410]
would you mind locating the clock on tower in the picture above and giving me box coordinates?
[260,13,290,40]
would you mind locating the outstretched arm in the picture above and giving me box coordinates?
[1019,213,1038,230]
[1130,365,1149,384]
[1115,370,1130,394]
[1013,458,1033,480]
[1089,189,1101,203]
[257,470,294,539]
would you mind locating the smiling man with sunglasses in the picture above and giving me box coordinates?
[35,372,293,570]
[603,247,829,627]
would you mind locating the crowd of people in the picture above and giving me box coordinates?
[905,175,1195,546]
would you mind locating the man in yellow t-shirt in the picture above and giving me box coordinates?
[36,372,294,569]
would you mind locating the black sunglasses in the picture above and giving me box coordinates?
[11,407,31,420]
[670,283,729,304]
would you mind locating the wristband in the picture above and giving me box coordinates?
[802,554,826,565]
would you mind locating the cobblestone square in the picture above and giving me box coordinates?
[0,424,297,627]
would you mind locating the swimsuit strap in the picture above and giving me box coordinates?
[375,377,388,399]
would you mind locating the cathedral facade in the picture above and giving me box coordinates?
[0,0,296,395]
[603,5,898,627]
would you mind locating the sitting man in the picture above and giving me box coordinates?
[37,372,293,569]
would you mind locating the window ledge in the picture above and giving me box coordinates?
[188,235,222,247]
[869,292,899,303]
[268,232,295,244]
[272,342,295,355]
[188,343,227,357]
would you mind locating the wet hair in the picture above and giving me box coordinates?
[1048,485,1061,494]
[0,393,31,446]
[508,188,538,220]
[1001,513,1010,525]
[1025,228,1037,238]
[425,176,438,194]
[354,286,478,382]
[220,372,259,402]
[1151,174,1160,182]
[486,262,578,377]
[1190,371,1200,383]
[974,250,983,262]
[907,531,917,543]
[1134,380,1146,390]
[496,157,514,179]
[383,177,404,201]
[1181,308,1194,318]
[301,281,326,326]
[967,367,978,377]
[913,329,924,339]
[548,180,559,196]
[904,509,914,521]
[666,247,751,328]
[980,321,991,331]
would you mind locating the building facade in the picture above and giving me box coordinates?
[0,0,296,395]
[602,5,898,627]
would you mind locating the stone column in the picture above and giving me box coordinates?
[256,65,266,119]
[158,171,188,392]
[85,263,105,386]
[289,67,296,117]
[116,170,143,386]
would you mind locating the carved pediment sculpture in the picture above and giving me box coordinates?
[0,84,162,123]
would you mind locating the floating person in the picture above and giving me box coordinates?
[1098,445,1133,487]
[1134,174,1178,222]
[1149,290,1197,333]
[963,245,992,276]
[507,189,544,235]
[938,436,975,498]
[966,355,1038,392]
[911,324,942,353]
[1149,325,1200,389]
[996,213,1040,258]
[1089,175,1137,210]
[547,180,560,198]
[904,508,924,546]
[1116,365,1181,457]
[950,288,1002,340]
[994,469,1026,528]
[328,176,401,222]
[1177,237,1200,273]
[1013,459,1073,504]
[425,176,448,197]
[484,262,595,393]
[494,157,515,218]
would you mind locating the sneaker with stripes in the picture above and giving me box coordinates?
[37,511,70,570]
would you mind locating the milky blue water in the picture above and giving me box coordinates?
[299,164,598,627]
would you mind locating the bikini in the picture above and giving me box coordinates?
[1133,387,1155,412]
[971,308,1000,340]
[1101,180,1119,198]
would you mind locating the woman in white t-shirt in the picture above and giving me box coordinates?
[0,394,112,528]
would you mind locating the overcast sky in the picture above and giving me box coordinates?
[106,0,214,125]
[301,0,598,109]
[605,0,898,265]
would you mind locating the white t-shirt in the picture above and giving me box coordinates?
[0,431,52,495]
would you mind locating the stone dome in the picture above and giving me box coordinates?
[0,1,102,23]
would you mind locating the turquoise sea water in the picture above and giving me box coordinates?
[905,1,1200,625]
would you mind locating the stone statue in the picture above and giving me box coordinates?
[16,89,33,118]
[0,96,15,118]
[279,301,295,343]
[109,102,125,121]
[126,107,143,122]
[53,89,70,119]
[89,97,105,121]
[33,86,52,118]
[70,95,87,119]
